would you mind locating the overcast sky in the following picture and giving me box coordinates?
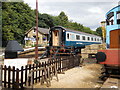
[23,0,119,31]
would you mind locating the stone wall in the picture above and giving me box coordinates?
[81,43,106,58]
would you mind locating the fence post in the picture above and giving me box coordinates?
[55,58,57,72]
[28,64,31,86]
[32,64,35,84]
[45,61,48,78]
[49,60,52,77]
[41,62,44,84]
[0,65,2,90]
[12,66,15,89]
[25,65,28,86]
[21,66,24,88]
[38,63,41,82]
[59,58,61,73]
[36,64,38,83]
[15,68,19,88]
[8,66,11,88]
[4,65,6,88]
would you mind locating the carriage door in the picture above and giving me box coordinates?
[110,29,120,48]
[52,30,59,46]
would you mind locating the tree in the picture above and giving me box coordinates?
[52,16,61,26]
[58,11,68,26]
[2,2,35,46]
[38,13,54,28]
[96,27,102,37]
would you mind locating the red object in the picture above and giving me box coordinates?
[98,49,120,66]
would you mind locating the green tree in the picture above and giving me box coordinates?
[96,27,102,36]
[58,11,68,26]
[2,2,35,46]
[52,16,61,26]
[38,13,54,28]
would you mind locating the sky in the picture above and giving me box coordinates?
[23,0,119,31]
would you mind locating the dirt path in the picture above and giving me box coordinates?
[33,63,103,88]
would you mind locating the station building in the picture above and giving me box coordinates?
[24,27,49,47]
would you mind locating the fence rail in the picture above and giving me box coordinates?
[2,54,80,88]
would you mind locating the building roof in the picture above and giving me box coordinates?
[38,27,49,34]
[5,40,24,52]
[25,27,49,35]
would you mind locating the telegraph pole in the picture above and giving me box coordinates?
[35,0,38,60]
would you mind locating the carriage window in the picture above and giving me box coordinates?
[91,37,93,41]
[106,12,114,25]
[87,37,90,41]
[76,35,80,40]
[117,11,120,24]
[97,38,99,41]
[67,33,69,39]
[95,38,96,41]
[82,36,85,40]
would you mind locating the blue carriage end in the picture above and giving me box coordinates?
[106,5,120,48]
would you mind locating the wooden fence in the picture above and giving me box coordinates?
[2,55,80,88]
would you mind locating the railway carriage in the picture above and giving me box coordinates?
[49,26,102,48]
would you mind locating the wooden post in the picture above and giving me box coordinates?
[28,65,31,86]
[8,66,11,88]
[36,64,38,83]
[35,0,39,60]
[0,65,2,89]
[25,65,27,86]
[12,66,15,88]
[41,62,44,84]
[49,60,52,79]
[16,68,19,88]
[4,65,6,88]
[38,63,41,82]
[60,58,62,73]
[21,66,24,88]
[32,64,35,84]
